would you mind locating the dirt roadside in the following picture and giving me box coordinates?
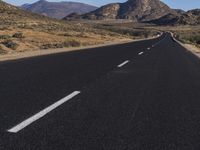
[0,36,158,62]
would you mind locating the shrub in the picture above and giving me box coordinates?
[62,33,72,37]
[63,40,81,47]
[40,43,62,49]
[12,32,24,38]
[0,35,11,39]
[2,40,19,50]
[41,40,81,49]
[68,40,81,47]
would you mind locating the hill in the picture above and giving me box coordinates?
[173,9,185,15]
[0,1,129,54]
[64,0,200,26]
[179,9,200,25]
[70,0,176,22]
[21,0,97,19]
[148,9,200,25]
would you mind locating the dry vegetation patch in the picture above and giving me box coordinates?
[0,21,130,54]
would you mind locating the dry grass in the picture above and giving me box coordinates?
[0,21,130,54]
[0,1,131,55]
[0,17,162,55]
[168,26,200,53]
[84,21,161,39]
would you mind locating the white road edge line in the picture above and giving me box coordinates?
[138,52,144,55]
[7,91,81,133]
[118,60,130,68]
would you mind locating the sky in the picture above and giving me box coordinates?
[3,0,200,11]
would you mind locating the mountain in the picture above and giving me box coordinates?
[179,9,200,25]
[21,3,30,9]
[69,0,200,25]
[148,9,200,25]
[21,0,98,19]
[75,0,176,22]
[0,0,53,24]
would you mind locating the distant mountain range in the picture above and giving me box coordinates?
[3,0,200,26]
[147,9,200,25]
[21,0,97,19]
[0,0,53,23]
[64,0,200,25]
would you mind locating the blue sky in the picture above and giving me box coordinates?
[3,0,200,11]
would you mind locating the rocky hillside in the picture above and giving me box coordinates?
[148,9,200,25]
[21,0,97,19]
[179,9,200,25]
[72,0,176,22]
[65,0,200,25]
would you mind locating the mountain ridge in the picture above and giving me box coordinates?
[21,0,98,19]
[148,9,200,25]
[74,0,176,22]
[64,0,200,25]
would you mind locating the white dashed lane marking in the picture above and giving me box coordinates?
[138,52,144,55]
[7,91,81,133]
[118,60,130,68]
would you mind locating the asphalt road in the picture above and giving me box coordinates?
[1,33,200,149]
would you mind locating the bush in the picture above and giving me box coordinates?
[41,40,81,49]
[194,36,200,45]
[64,40,81,47]
[12,32,24,38]
[40,43,63,49]
[62,33,72,37]
[2,40,19,50]
[0,35,11,39]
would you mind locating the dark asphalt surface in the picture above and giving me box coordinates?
[1,33,200,149]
